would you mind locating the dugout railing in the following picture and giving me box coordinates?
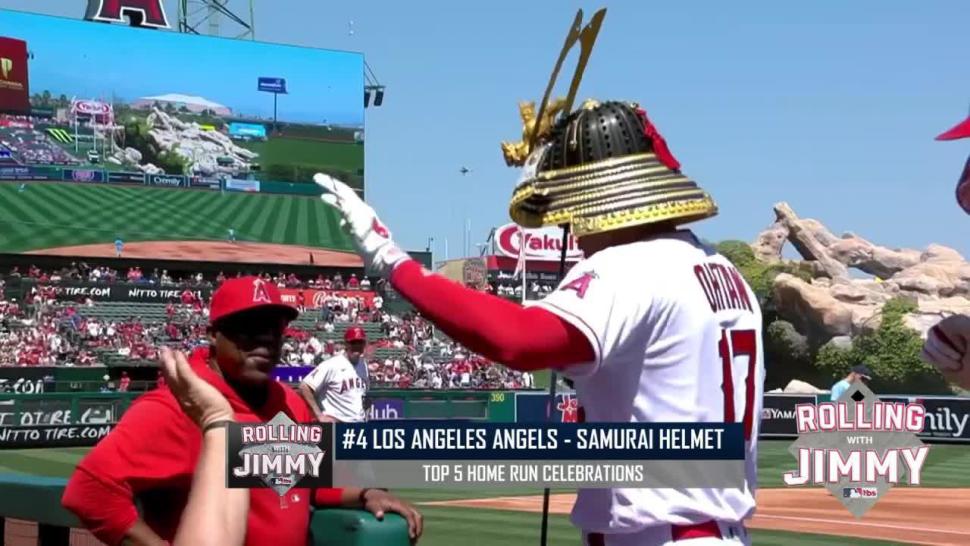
[0,473,410,546]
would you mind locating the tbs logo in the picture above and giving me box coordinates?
[842,487,878,499]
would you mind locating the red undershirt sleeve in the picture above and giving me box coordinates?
[312,487,344,506]
[388,259,594,371]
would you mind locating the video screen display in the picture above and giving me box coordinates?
[0,9,363,264]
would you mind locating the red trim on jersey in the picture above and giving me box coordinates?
[389,260,594,371]
[671,521,723,541]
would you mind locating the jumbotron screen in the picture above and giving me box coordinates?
[0,9,364,264]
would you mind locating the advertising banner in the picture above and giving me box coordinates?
[26,280,210,304]
[0,37,31,113]
[515,392,583,423]
[278,288,376,310]
[913,397,970,442]
[367,398,405,421]
[63,168,106,183]
[494,223,583,262]
[0,396,117,427]
[228,122,268,140]
[147,173,186,188]
[258,77,288,94]
[272,366,316,384]
[189,176,221,189]
[107,171,146,185]
[0,423,113,449]
[760,394,817,437]
[226,178,260,192]
[0,165,61,180]
[0,368,52,395]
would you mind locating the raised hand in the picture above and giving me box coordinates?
[921,315,970,389]
[159,346,234,430]
[315,173,409,278]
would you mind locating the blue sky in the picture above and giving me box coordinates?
[1,0,969,261]
[0,8,363,125]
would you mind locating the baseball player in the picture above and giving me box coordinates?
[299,325,370,423]
[922,114,970,388]
[316,99,764,545]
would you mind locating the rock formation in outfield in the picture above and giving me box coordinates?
[754,202,970,345]
[145,108,258,177]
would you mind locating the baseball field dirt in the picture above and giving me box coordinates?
[422,488,970,546]
[27,240,364,266]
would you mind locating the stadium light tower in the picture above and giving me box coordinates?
[178,0,255,40]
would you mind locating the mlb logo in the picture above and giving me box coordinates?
[842,487,861,499]
[842,487,877,499]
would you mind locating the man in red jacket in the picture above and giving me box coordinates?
[62,276,422,546]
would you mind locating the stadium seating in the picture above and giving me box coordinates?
[0,124,82,166]
[2,270,533,389]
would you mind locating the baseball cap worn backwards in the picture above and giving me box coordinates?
[209,276,298,325]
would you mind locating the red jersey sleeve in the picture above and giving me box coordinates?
[389,260,594,371]
[62,392,197,546]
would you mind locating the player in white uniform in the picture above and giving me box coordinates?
[299,325,370,423]
[316,98,763,545]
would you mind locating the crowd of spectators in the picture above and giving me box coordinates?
[8,264,375,292]
[0,269,533,391]
[0,119,82,166]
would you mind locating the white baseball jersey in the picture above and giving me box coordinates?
[302,353,370,423]
[528,229,764,534]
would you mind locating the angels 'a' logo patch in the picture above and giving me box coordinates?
[252,279,272,304]
[560,271,597,299]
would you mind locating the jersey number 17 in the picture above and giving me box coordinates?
[718,328,757,441]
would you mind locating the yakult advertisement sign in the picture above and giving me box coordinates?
[495,223,583,262]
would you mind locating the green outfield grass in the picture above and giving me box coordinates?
[0,181,353,253]
[242,137,363,173]
[0,441,963,545]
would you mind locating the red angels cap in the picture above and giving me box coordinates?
[209,276,298,325]
[937,116,970,141]
[344,325,367,343]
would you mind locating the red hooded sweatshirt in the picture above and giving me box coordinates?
[62,347,344,546]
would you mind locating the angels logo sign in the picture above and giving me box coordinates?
[85,0,171,29]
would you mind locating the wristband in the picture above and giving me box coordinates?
[203,420,233,434]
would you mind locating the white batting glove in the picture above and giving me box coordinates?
[314,173,409,278]
[921,315,970,389]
